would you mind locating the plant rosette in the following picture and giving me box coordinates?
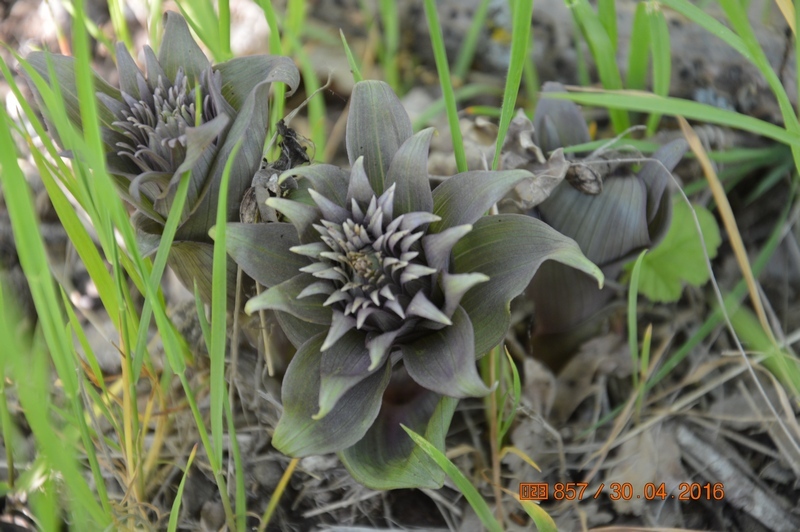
[218,80,604,489]
[530,82,688,336]
[23,11,300,303]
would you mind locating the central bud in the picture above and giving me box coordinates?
[347,249,385,286]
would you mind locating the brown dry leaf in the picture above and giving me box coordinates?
[551,334,632,424]
[605,422,686,516]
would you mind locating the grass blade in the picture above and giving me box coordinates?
[167,444,198,532]
[626,2,650,90]
[340,30,364,83]
[210,141,242,469]
[423,0,467,172]
[492,0,534,170]
[627,250,648,389]
[453,0,492,81]
[401,425,503,532]
[645,2,671,134]
[567,0,630,132]
[545,90,800,146]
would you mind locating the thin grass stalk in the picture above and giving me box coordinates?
[718,0,800,177]
[486,346,504,525]
[626,2,650,90]
[645,2,671,134]
[107,0,133,51]
[167,444,198,532]
[453,0,493,81]
[0,291,15,490]
[258,457,299,531]
[634,323,653,422]
[224,390,247,531]
[627,250,648,390]
[174,0,223,60]
[597,0,618,51]
[402,426,504,532]
[132,170,192,379]
[177,370,236,526]
[492,0,534,170]
[148,0,163,51]
[497,350,522,443]
[679,117,776,345]
[257,0,287,158]
[287,33,327,152]
[219,0,231,60]
[0,108,110,526]
[340,30,364,82]
[545,91,800,146]
[378,0,400,90]
[211,142,243,471]
[412,83,504,130]
[521,57,539,112]
[567,0,629,132]
[423,0,467,172]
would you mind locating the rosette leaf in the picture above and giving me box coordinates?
[218,80,602,489]
[528,83,687,359]
[24,11,300,303]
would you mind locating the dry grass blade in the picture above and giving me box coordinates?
[678,117,775,345]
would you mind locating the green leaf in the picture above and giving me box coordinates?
[453,214,603,355]
[272,334,392,456]
[385,128,435,216]
[431,169,534,233]
[218,222,304,287]
[626,200,721,303]
[401,307,490,398]
[341,389,457,490]
[346,80,413,194]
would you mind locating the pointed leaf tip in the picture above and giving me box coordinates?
[346,80,413,194]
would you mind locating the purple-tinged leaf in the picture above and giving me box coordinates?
[534,82,591,152]
[215,55,300,110]
[272,334,391,456]
[347,157,375,205]
[453,214,603,355]
[180,80,272,240]
[316,329,376,420]
[244,273,331,325]
[385,128,435,215]
[169,241,237,306]
[340,373,457,489]
[114,42,142,100]
[217,222,304,287]
[284,164,350,206]
[402,307,489,397]
[158,11,210,83]
[431,169,533,233]
[346,80,413,194]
